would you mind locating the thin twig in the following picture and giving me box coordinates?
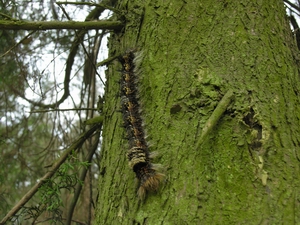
[0,12,18,20]
[96,55,119,67]
[29,108,97,113]
[0,30,36,58]
[196,89,234,149]
[56,1,122,15]
[58,4,107,86]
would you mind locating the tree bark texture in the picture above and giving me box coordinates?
[95,0,300,224]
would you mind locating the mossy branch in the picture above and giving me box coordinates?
[96,55,119,67]
[0,124,101,225]
[0,20,123,30]
[196,89,234,149]
[30,108,97,113]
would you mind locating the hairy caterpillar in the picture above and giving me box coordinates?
[119,49,164,199]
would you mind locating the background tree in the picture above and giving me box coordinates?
[0,0,112,224]
[95,0,300,224]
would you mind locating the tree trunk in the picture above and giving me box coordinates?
[95,0,300,224]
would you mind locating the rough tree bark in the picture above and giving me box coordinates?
[95,0,300,224]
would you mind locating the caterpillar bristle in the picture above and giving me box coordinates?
[149,151,159,159]
[136,166,165,200]
[119,49,164,199]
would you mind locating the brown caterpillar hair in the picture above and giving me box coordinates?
[119,49,164,199]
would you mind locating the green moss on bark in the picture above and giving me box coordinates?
[95,0,300,224]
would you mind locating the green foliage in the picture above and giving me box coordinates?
[10,156,91,224]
